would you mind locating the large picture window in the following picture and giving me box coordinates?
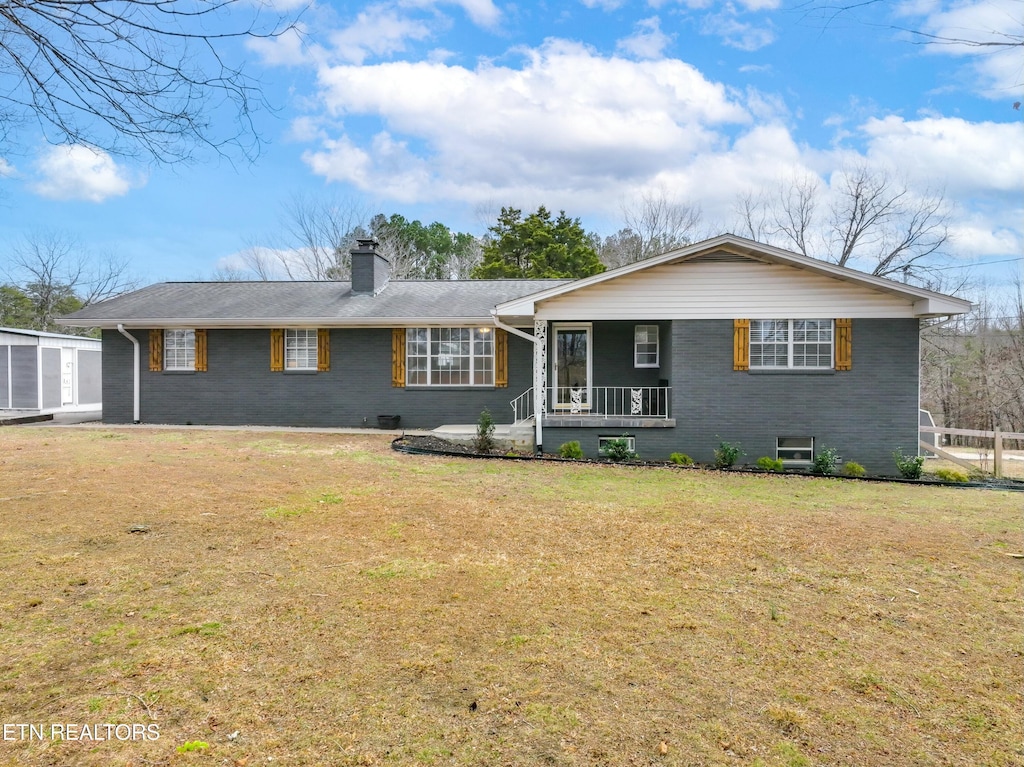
[164,329,195,371]
[285,329,318,371]
[750,320,833,369]
[406,327,494,386]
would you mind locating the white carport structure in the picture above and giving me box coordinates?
[0,328,102,413]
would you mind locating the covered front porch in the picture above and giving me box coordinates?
[503,319,676,444]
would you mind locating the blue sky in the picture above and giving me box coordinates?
[1,0,1021,295]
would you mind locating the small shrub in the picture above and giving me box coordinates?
[934,467,969,483]
[713,441,743,469]
[558,441,584,460]
[603,436,638,462]
[756,456,784,472]
[842,461,866,478]
[474,409,496,453]
[177,741,210,754]
[893,448,925,479]
[812,445,840,475]
[669,452,694,466]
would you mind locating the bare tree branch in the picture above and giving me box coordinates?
[0,0,299,162]
[4,229,137,331]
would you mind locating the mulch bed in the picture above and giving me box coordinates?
[393,434,1024,490]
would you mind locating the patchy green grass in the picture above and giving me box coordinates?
[0,427,1020,766]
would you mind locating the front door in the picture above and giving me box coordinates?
[553,324,591,411]
[61,347,75,406]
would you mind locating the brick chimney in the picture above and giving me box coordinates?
[350,238,390,295]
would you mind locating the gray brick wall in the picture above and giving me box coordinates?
[545,319,920,475]
[102,319,921,474]
[102,328,533,428]
[588,321,671,388]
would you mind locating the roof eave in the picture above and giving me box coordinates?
[56,316,502,329]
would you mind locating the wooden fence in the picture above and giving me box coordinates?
[920,426,1024,478]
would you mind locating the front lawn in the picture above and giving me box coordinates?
[0,428,1020,766]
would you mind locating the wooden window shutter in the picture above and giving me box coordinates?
[270,329,284,372]
[195,329,208,372]
[392,328,406,387]
[733,319,750,371]
[835,318,852,371]
[149,329,163,371]
[495,328,508,388]
[317,329,330,372]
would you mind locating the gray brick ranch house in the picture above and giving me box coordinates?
[59,234,971,473]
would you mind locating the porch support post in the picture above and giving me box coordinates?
[533,319,547,455]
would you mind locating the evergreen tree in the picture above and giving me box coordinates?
[472,206,605,279]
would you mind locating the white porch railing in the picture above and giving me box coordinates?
[549,386,671,418]
[511,386,673,422]
[510,388,534,424]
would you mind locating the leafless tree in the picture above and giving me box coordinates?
[736,165,951,285]
[4,229,137,331]
[600,190,703,269]
[0,0,298,162]
[227,194,373,280]
[921,283,1024,444]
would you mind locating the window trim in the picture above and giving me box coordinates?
[777,436,814,465]
[405,326,496,387]
[750,319,834,370]
[598,435,636,456]
[284,328,318,372]
[164,329,196,371]
[634,324,660,368]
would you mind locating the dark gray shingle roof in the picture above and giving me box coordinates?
[59,279,569,327]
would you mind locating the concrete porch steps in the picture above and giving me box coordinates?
[431,422,535,451]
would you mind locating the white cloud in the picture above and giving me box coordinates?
[247,25,313,67]
[580,0,627,10]
[896,0,1023,98]
[859,115,1024,195]
[442,0,502,27]
[294,35,1020,265]
[617,17,673,59]
[700,6,775,51]
[308,38,749,204]
[30,145,138,202]
[0,157,14,177]
[329,6,434,65]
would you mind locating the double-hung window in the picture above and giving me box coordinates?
[634,325,659,368]
[164,329,196,371]
[285,329,318,371]
[750,320,833,369]
[406,328,494,386]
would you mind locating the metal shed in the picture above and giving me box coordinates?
[0,328,102,413]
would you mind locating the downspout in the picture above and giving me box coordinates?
[490,312,543,455]
[116,324,141,424]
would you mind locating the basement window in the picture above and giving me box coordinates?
[777,436,814,465]
[598,435,636,456]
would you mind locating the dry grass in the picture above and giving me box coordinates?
[0,427,1020,767]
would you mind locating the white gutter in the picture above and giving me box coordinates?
[491,313,543,455]
[117,324,141,423]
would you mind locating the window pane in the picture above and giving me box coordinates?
[635,325,659,366]
[285,329,317,370]
[165,329,195,370]
[406,327,495,387]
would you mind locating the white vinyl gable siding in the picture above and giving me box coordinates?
[533,260,919,320]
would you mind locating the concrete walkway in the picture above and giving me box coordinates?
[19,411,432,437]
